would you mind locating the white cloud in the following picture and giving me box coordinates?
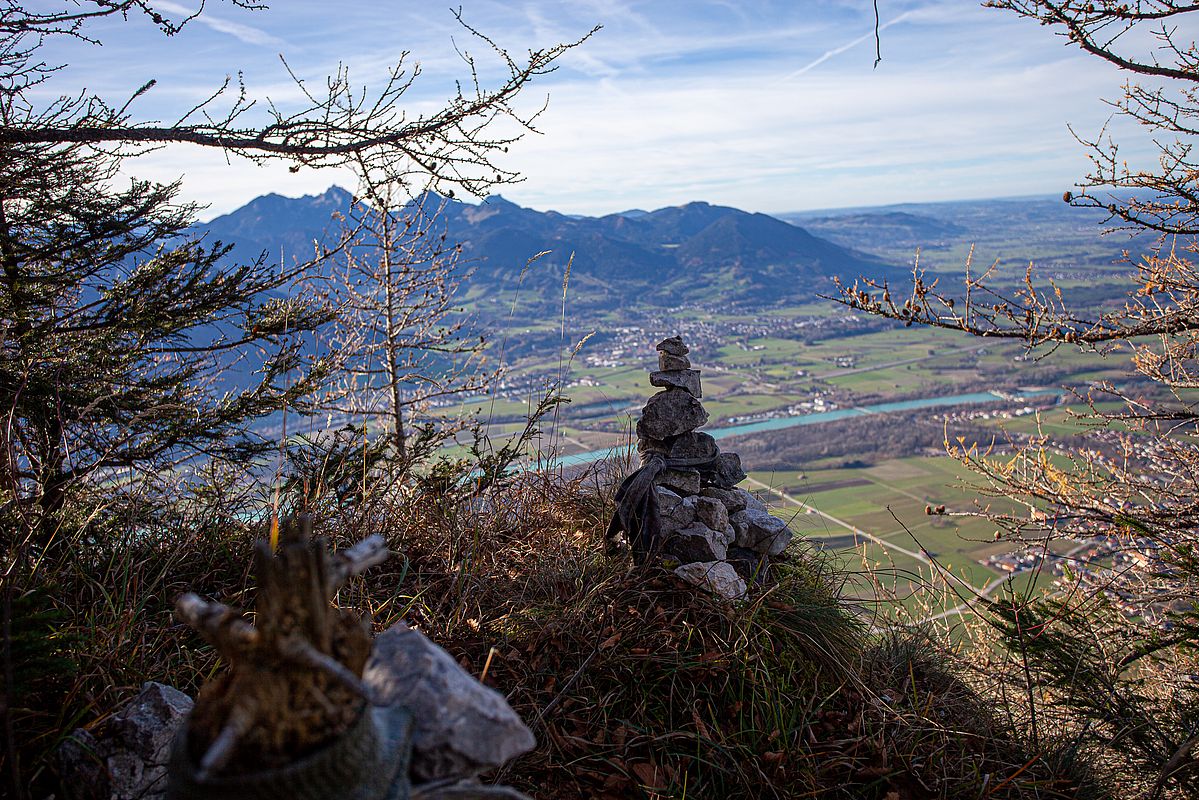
[66,0,1159,219]
[782,11,916,80]
[155,1,286,47]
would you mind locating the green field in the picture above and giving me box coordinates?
[744,455,1055,621]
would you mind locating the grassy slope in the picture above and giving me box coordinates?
[25,464,1110,799]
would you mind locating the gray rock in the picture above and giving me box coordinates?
[655,336,689,357]
[650,369,702,398]
[659,353,692,371]
[694,496,730,537]
[730,509,793,556]
[655,486,683,514]
[665,523,728,563]
[412,778,533,798]
[638,436,670,457]
[365,623,535,781]
[637,389,708,440]
[57,681,193,800]
[700,486,748,515]
[738,488,769,512]
[727,547,770,583]
[673,561,747,601]
[701,452,746,489]
[658,468,701,496]
[659,493,696,535]
[667,431,718,463]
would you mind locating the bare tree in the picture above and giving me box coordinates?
[834,2,1199,794]
[0,3,593,198]
[320,185,493,472]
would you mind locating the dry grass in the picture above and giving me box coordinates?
[12,461,1114,798]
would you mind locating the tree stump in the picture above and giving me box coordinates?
[168,515,400,795]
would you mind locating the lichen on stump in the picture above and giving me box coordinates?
[174,515,389,781]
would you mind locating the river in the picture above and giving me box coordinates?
[546,388,1060,469]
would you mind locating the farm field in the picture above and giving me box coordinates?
[744,455,1059,621]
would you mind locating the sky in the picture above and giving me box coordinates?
[31,0,1158,219]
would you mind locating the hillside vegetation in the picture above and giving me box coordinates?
[7,2,1199,799]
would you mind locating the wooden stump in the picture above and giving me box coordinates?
[174,515,389,779]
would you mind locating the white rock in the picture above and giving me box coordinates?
[365,623,535,781]
[665,523,728,562]
[730,509,793,556]
[694,496,730,534]
[57,682,193,800]
[655,486,683,513]
[674,561,748,601]
[737,488,768,513]
[659,493,696,535]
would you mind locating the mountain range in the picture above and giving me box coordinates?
[195,187,897,308]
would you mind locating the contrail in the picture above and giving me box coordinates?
[783,10,914,80]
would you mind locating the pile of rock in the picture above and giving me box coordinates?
[637,336,794,600]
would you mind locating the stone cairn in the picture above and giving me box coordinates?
[610,336,794,600]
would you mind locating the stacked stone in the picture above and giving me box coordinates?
[637,336,794,600]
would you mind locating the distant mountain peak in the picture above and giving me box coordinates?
[196,186,899,306]
[483,194,519,207]
[319,185,354,203]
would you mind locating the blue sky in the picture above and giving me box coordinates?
[37,0,1144,218]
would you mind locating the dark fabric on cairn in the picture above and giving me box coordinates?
[606,454,669,561]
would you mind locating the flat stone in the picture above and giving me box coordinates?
[700,487,747,514]
[730,509,793,556]
[694,496,730,536]
[674,561,747,601]
[659,353,692,371]
[365,623,535,781]
[665,523,728,563]
[655,336,689,356]
[700,452,746,489]
[658,467,701,496]
[667,431,718,463]
[57,681,193,800]
[650,369,702,398]
[637,388,708,440]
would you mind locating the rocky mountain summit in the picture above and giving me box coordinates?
[194,187,893,308]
